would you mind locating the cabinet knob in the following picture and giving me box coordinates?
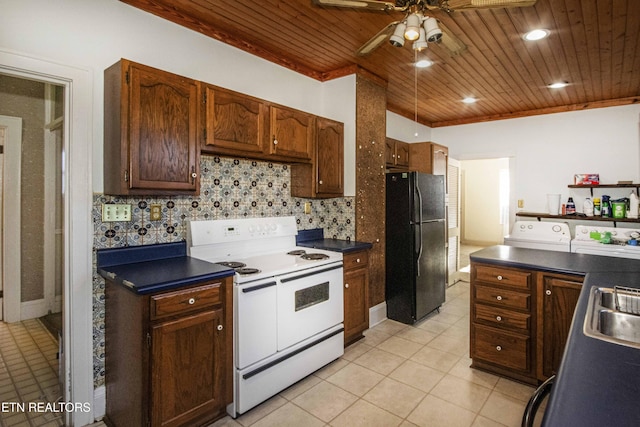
[356,258,361,263]
[497,275,503,281]
[217,325,223,331]
[345,283,349,289]
[496,295,503,301]
[496,316,502,322]
[496,345,502,352]
[273,137,278,145]
[188,298,196,305]
[319,180,323,185]
[546,289,552,296]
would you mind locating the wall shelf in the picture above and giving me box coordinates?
[568,183,640,197]
[516,211,640,226]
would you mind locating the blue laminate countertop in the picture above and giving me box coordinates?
[296,228,372,253]
[96,242,234,295]
[470,246,640,427]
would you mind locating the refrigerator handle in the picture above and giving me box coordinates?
[415,181,423,276]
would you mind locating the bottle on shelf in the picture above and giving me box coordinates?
[566,197,576,215]
[628,191,639,219]
[601,195,611,218]
[583,198,594,216]
[593,197,601,216]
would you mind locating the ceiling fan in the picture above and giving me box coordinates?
[312,0,538,56]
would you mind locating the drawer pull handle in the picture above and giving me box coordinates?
[356,258,361,263]
[546,290,552,296]
[345,283,349,289]
[496,316,502,321]
[217,325,223,331]
[496,345,502,351]
[497,275,503,281]
[496,295,503,301]
[188,298,196,305]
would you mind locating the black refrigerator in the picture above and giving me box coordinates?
[386,171,446,324]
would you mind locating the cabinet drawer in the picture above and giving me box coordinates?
[475,304,530,332]
[473,325,530,372]
[151,282,221,320]
[475,285,530,311]
[475,265,531,290]
[343,251,368,270]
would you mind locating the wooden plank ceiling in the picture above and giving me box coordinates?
[121,0,639,127]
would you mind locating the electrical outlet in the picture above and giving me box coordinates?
[304,202,312,214]
[150,204,162,221]
[102,204,131,222]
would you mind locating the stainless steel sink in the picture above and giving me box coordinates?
[584,286,640,349]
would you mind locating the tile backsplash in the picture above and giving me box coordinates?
[92,155,355,387]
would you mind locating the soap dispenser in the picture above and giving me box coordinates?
[628,191,639,219]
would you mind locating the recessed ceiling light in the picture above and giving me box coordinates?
[462,97,477,104]
[548,82,569,89]
[523,29,549,41]
[415,59,433,68]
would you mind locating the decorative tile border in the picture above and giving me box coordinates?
[91,155,355,387]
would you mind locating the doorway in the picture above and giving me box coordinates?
[0,49,94,426]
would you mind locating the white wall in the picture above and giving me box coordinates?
[386,111,432,142]
[0,0,357,195]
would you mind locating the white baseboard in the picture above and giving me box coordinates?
[93,386,106,421]
[20,296,62,321]
[369,302,387,328]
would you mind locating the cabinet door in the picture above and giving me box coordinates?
[540,274,583,379]
[128,62,199,193]
[200,84,267,155]
[344,266,369,345]
[150,308,225,427]
[385,139,396,166]
[269,105,314,160]
[395,141,410,167]
[316,117,344,197]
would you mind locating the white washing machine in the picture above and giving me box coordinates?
[504,221,572,252]
[571,225,640,259]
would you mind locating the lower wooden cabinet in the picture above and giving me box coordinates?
[343,250,369,345]
[470,261,584,385]
[105,278,233,427]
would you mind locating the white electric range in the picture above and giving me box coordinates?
[571,225,640,259]
[187,216,344,417]
[504,221,572,252]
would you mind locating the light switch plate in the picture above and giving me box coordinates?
[102,204,131,222]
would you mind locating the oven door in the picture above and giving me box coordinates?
[235,277,278,369]
[276,262,344,351]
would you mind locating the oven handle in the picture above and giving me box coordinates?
[280,263,343,283]
[241,281,277,293]
[242,327,344,380]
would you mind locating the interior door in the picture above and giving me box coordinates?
[447,158,461,285]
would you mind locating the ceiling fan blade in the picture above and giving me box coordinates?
[437,22,467,56]
[444,0,537,10]
[312,0,399,12]
[356,21,400,56]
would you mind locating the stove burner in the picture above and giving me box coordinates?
[300,253,330,261]
[287,249,307,256]
[236,268,261,275]
[216,261,246,269]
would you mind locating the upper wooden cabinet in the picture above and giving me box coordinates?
[290,117,344,198]
[268,105,314,161]
[409,141,448,190]
[104,59,200,195]
[200,84,268,157]
[385,138,410,169]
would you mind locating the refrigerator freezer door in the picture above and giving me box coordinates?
[416,173,445,221]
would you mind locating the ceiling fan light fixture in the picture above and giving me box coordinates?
[523,28,549,41]
[548,81,569,89]
[404,13,421,41]
[413,28,428,51]
[424,17,443,43]
[415,58,433,68]
[390,22,407,47]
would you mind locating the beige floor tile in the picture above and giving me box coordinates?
[314,358,350,379]
[330,399,403,427]
[430,374,492,412]
[361,328,392,347]
[493,377,536,403]
[207,415,243,427]
[394,326,437,345]
[415,318,450,334]
[427,333,469,357]
[341,341,372,362]
[279,374,322,401]
[326,363,384,396]
[371,319,408,336]
[448,357,500,389]
[353,347,405,375]
[407,394,476,427]
[479,391,527,427]
[389,360,444,393]
[363,377,426,418]
[251,402,324,427]
[236,395,287,427]
[410,345,460,372]
[399,421,420,427]
[471,415,509,427]
[292,381,357,422]
[375,336,424,359]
